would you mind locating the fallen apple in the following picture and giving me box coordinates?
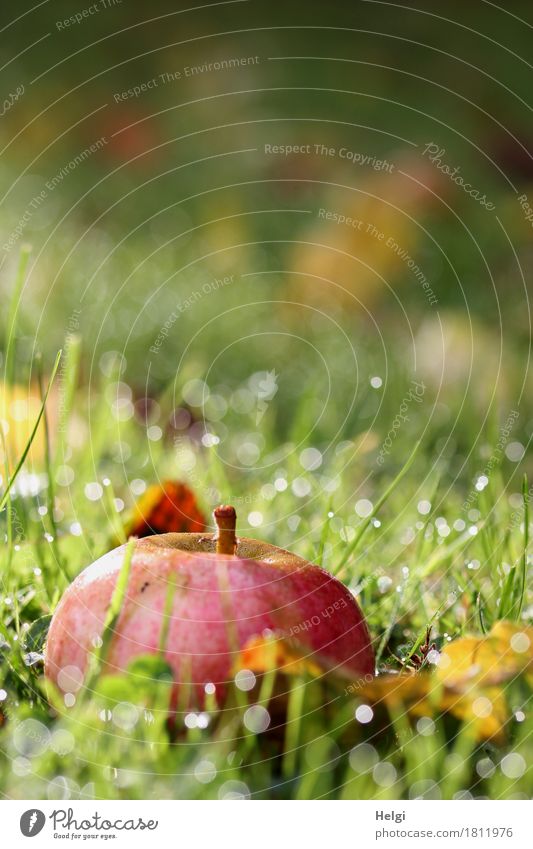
[45,505,374,705]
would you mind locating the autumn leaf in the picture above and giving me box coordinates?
[437,621,533,689]
[360,671,440,715]
[123,480,206,539]
[235,633,328,680]
[360,621,531,741]
[0,383,58,465]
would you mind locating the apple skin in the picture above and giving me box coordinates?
[45,531,374,704]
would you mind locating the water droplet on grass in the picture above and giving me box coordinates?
[355,704,373,724]
[349,743,378,773]
[300,447,322,471]
[373,761,397,787]
[500,753,526,779]
[355,498,373,518]
[243,705,270,733]
[235,669,256,691]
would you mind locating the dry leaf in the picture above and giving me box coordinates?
[0,384,58,465]
[235,633,326,679]
[360,621,531,741]
[437,621,533,689]
[124,480,206,538]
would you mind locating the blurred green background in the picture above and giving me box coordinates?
[1,0,532,488]
[1,0,533,803]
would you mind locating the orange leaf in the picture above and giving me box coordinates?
[437,621,533,689]
[124,480,206,539]
[235,633,325,679]
[359,621,531,741]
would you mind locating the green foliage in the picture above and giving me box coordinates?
[0,343,531,799]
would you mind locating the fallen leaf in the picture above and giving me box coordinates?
[0,383,58,465]
[235,633,326,679]
[360,621,531,741]
[437,621,533,689]
[124,480,206,539]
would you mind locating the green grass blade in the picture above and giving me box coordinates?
[334,439,422,579]
[37,356,70,586]
[282,676,306,778]
[316,495,334,566]
[103,478,127,545]
[515,474,529,619]
[158,571,178,655]
[0,428,14,585]
[84,536,135,691]
[0,349,62,512]
[498,475,529,621]
[4,245,31,389]
[54,332,81,469]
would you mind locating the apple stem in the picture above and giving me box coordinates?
[214,505,237,555]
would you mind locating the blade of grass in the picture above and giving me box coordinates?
[0,428,14,587]
[500,474,530,620]
[84,537,135,693]
[282,675,306,778]
[0,349,62,512]
[240,640,278,757]
[158,571,178,655]
[498,563,518,619]
[37,356,70,586]
[517,473,529,618]
[334,439,422,579]
[418,523,484,580]
[103,478,127,546]
[374,590,403,667]
[476,590,490,634]
[54,332,81,470]
[414,472,441,562]
[316,495,334,566]
[4,245,31,390]
[1,248,32,587]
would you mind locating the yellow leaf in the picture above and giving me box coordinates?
[359,621,531,741]
[235,633,325,679]
[362,671,439,715]
[0,384,57,465]
[437,621,533,689]
[441,686,507,742]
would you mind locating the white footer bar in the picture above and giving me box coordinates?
[3,799,530,848]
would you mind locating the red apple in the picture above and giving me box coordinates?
[45,506,374,704]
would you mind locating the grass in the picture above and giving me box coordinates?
[0,245,532,801]
[0,0,531,803]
